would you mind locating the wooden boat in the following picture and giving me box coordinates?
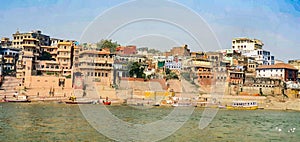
[4,95,31,103]
[226,101,258,110]
[5,99,31,103]
[65,101,94,104]
[172,102,192,107]
[103,100,111,105]
[102,96,111,105]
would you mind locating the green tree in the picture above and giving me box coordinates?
[166,72,179,80]
[129,62,145,78]
[165,68,171,75]
[165,68,179,80]
[96,39,119,53]
[39,51,55,61]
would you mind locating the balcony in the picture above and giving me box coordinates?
[57,54,70,58]
[22,43,37,47]
[78,65,112,70]
[16,69,24,73]
[79,58,114,64]
[94,66,113,70]
[57,48,71,52]
[22,51,34,57]
[37,68,62,72]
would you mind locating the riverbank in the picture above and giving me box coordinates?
[4,95,299,111]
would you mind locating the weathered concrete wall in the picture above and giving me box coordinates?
[226,85,282,96]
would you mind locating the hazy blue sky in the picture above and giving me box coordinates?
[0,0,299,61]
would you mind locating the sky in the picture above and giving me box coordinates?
[0,0,300,62]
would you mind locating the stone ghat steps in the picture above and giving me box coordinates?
[0,76,21,99]
[24,88,73,97]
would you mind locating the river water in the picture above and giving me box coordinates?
[0,103,300,142]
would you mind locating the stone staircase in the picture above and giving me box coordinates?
[0,76,21,99]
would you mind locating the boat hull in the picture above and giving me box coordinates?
[65,101,93,104]
[103,101,111,105]
[5,100,31,103]
[226,106,258,110]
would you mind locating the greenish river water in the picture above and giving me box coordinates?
[0,103,300,142]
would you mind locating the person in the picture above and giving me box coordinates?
[2,95,6,102]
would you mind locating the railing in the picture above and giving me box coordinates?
[57,55,70,58]
[36,68,62,72]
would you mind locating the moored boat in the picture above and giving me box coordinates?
[65,101,94,104]
[4,95,31,103]
[5,99,31,103]
[65,96,95,104]
[172,102,193,107]
[226,100,258,110]
[102,97,111,105]
[103,100,111,105]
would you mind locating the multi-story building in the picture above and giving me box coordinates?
[57,41,74,76]
[165,56,182,70]
[77,48,115,86]
[116,45,137,55]
[15,30,51,80]
[243,49,274,65]
[0,47,20,75]
[232,37,274,65]
[256,63,298,82]
[36,40,75,76]
[1,37,12,48]
[228,69,245,85]
[232,37,263,51]
[288,59,300,81]
[114,54,147,78]
[165,44,190,57]
[16,37,41,82]
[12,30,50,49]
[220,49,242,66]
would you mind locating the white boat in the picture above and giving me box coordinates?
[172,102,193,107]
[226,100,258,110]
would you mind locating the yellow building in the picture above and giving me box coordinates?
[77,48,115,86]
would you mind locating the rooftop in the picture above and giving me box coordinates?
[257,63,298,70]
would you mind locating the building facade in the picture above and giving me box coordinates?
[256,63,298,82]
[288,59,300,81]
[0,47,20,75]
[232,37,274,65]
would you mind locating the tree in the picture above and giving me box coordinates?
[165,68,171,75]
[165,68,179,80]
[39,51,55,61]
[166,72,179,80]
[96,39,119,53]
[129,62,145,78]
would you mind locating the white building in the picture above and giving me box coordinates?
[165,56,182,70]
[232,37,263,51]
[256,63,298,81]
[243,49,274,65]
[232,37,274,65]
